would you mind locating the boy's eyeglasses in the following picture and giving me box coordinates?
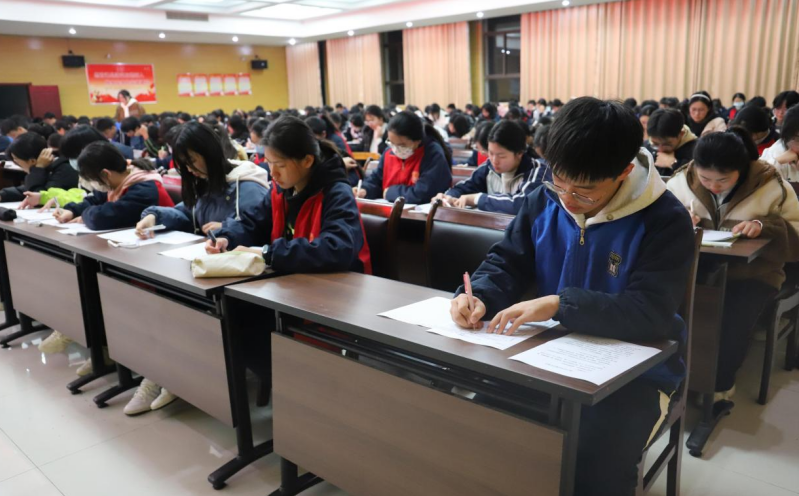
[543,181,599,205]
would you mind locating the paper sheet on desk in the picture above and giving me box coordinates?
[159,242,208,261]
[14,210,55,221]
[509,334,660,385]
[362,199,417,210]
[0,201,22,210]
[379,297,558,350]
[701,230,740,247]
[99,229,204,246]
[57,225,121,235]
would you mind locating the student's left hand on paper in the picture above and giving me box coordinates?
[488,295,560,335]
[54,209,74,223]
[135,214,157,239]
[35,148,54,168]
[205,237,229,254]
[18,192,42,210]
[343,157,359,170]
[654,152,676,168]
[233,246,261,255]
[453,194,479,209]
[201,222,223,235]
[732,220,762,238]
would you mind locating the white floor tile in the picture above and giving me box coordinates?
[0,469,63,496]
[0,430,35,483]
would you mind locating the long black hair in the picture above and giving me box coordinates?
[171,122,234,207]
[387,111,452,164]
[693,126,758,175]
[262,115,340,165]
[488,120,527,154]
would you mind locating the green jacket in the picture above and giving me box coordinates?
[40,188,86,207]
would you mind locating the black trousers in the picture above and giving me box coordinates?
[575,378,664,496]
[715,280,777,391]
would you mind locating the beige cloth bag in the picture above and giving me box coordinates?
[191,252,266,278]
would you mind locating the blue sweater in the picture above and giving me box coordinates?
[65,181,167,230]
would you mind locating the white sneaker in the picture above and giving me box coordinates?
[124,379,161,416]
[76,359,93,377]
[38,331,73,354]
[150,388,178,411]
[713,385,736,403]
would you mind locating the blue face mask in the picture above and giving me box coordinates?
[69,158,79,170]
[255,144,265,155]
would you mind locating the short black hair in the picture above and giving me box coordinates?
[120,117,140,133]
[537,98,547,106]
[364,105,384,121]
[732,105,771,134]
[647,108,685,138]
[780,105,799,144]
[60,125,108,159]
[481,103,497,118]
[178,112,192,122]
[43,112,56,120]
[694,126,758,174]
[773,90,799,109]
[551,99,564,108]
[251,119,270,140]
[748,96,767,108]
[77,141,128,183]
[504,107,523,121]
[1,115,28,135]
[54,120,69,131]
[7,132,46,161]
[623,98,637,108]
[546,97,642,182]
[533,124,550,156]
[488,120,527,154]
[449,114,471,137]
[474,121,495,150]
[305,116,326,137]
[95,118,116,133]
[349,113,364,127]
[732,92,746,101]
[47,133,62,150]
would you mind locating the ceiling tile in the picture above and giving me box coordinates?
[242,3,341,19]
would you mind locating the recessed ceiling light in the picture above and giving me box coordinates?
[476,12,484,18]
[158,32,166,39]
[232,35,239,42]
[406,21,413,27]
[347,30,354,36]
[288,38,297,45]
[68,28,76,35]
[562,0,570,5]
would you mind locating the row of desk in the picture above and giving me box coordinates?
[0,208,771,495]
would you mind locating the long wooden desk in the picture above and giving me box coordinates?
[685,238,774,457]
[225,272,678,496]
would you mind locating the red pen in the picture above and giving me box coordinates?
[463,271,476,330]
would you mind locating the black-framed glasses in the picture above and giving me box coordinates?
[543,181,599,205]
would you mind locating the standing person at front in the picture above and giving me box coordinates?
[114,90,145,123]
[448,97,695,496]
[667,127,799,401]
[355,111,452,205]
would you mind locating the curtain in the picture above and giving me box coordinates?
[403,22,472,109]
[285,42,323,109]
[326,34,384,108]
[521,0,799,104]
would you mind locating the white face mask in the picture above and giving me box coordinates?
[390,143,415,160]
[80,177,110,192]
[733,102,744,110]
[69,158,79,170]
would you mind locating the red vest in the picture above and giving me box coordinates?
[270,185,372,274]
[382,145,424,191]
[477,151,488,165]
[336,131,353,155]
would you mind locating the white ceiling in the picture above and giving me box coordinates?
[0,0,607,45]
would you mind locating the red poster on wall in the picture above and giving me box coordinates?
[237,73,252,95]
[208,74,223,96]
[193,74,209,97]
[177,73,193,97]
[223,74,238,96]
[86,64,157,104]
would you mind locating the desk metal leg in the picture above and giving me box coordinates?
[267,458,323,496]
[559,400,581,496]
[1,313,47,348]
[207,296,274,490]
[93,364,143,407]
[686,396,733,457]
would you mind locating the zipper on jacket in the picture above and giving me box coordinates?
[579,228,585,246]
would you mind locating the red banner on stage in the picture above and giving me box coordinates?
[86,64,156,104]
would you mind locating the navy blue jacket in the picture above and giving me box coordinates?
[362,137,452,204]
[458,177,694,391]
[112,141,134,160]
[446,155,551,214]
[65,181,167,230]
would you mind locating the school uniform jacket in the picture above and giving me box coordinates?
[761,139,799,182]
[216,154,372,274]
[458,148,694,392]
[142,160,271,235]
[362,136,452,205]
[446,155,552,214]
[65,178,174,230]
[645,125,698,177]
[466,149,488,168]
[667,160,799,289]
[0,156,78,202]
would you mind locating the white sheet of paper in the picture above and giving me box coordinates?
[57,225,120,235]
[702,230,740,243]
[98,229,204,246]
[14,210,55,221]
[0,201,22,210]
[413,203,433,214]
[509,334,661,385]
[363,199,417,210]
[40,219,82,227]
[380,297,558,349]
[158,242,208,261]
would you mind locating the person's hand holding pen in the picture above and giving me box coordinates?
[450,273,487,330]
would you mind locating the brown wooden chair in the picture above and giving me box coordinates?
[356,197,405,281]
[450,165,477,187]
[352,151,381,162]
[637,228,703,496]
[423,200,514,292]
[452,149,473,165]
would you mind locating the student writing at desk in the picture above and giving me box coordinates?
[128,121,271,416]
[434,120,550,214]
[449,98,695,496]
[666,127,799,402]
[355,111,452,205]
[0,132,78,203]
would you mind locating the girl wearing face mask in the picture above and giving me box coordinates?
[54,141,174,229]
[761,104,799,181]
[667,127,799,402]
[729,93,746,121]
[1,131,79,206]
[207,116,372,275]
[686,91,727,137]
[356,111,453,205]
[434,120,551,214]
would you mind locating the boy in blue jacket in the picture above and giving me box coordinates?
[450,97,694,496]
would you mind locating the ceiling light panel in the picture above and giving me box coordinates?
[242,3,341,19]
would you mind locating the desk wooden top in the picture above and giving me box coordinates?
[0,220,261,297]
[226,272,677,405]
[700,238,771,263]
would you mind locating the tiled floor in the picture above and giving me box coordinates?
[1,324,797,496]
